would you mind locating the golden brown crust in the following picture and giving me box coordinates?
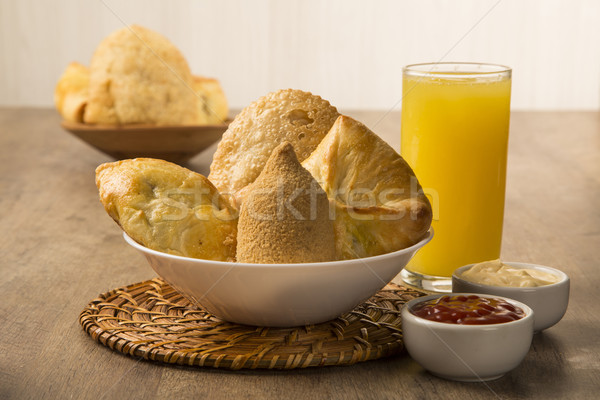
[55,26,228,127]
[208,89,339,199]
[84,25,201,125]
[95,158,237,261]
[236,143,336,263]
[54,62,89,123]
[192,76,228,124]
[302,116,432,259]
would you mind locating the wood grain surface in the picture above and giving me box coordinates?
[0,108,598,399]
[60,120,228,163]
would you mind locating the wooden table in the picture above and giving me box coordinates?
[1,109,598,399]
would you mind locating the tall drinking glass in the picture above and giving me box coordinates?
[399,62,511,292]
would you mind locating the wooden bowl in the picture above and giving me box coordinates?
[61,120,229,163]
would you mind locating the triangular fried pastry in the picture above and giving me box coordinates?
[302,116,432,259]
[236,142,336,263]
[96,158,237,261]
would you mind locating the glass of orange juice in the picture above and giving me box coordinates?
[399,62,512,292]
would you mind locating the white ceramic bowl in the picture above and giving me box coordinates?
[124,230,432,327]
[452,262,569,332]
[402,293,534,382]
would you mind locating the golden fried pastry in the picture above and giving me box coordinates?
[54,62,89,123]
[84,25,202,125]
[96,158,237,261]
[236,142,336,263]
[302,116,432,259]
[208,89,339,200]
[193,76,228,124]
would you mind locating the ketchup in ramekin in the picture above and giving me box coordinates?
[410,294,525,325]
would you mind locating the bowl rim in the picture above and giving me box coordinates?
[123,229,433,268]
[452,262,570,291]
[402,293,534,329]
[61,119,231,131]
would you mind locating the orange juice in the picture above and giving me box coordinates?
[401,63,511,280]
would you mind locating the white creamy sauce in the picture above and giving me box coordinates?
[460,260,560,288]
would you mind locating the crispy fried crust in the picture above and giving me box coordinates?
[236,143,336,263]
[54,62,89,123]
[84,25,201,125]
[302,116,432,259]
[208,89,339,199]
[192,76,228,124]
[95,158,237,261]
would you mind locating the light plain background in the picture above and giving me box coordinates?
[1,0,599,110]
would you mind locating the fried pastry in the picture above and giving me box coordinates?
[302,116,432,259]
[96,158,237,261]
[208,89,339,200]
[54,62,89,123]
[193,76,228,124]
[236,142,336,263]
[84,25,202,125]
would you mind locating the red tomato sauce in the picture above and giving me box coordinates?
[410,295,525,325]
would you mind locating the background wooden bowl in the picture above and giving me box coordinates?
[61,120,229,164]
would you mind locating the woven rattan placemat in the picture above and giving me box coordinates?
[80,278,426,370]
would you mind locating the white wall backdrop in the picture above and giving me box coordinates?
[1,0,599,110]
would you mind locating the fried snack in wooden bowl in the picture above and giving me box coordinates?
[56,25,229,163]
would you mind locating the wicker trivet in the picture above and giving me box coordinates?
[80,278,426,370]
